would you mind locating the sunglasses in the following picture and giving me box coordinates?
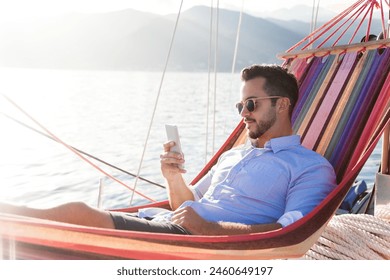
[235,96,283,114]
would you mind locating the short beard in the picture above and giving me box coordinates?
[247,108,276,139]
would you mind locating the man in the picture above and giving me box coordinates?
[0,64,336,235]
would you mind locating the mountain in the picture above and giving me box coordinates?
[255,4,337,22]
[0,5,383,72]
[0,9,163,70]
[124,6,305,71]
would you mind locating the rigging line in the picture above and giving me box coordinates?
[309,0,319,47]
[129,0,184,206]
[205,0,214,164]
[308,0,315,49]
[379,0,388,38]
[212,0,219,155]
[313,0,321,34]
[223,0,244,136]
[231,0,244,75]
[0,111,166,189]
[1,94,157,203]
[387,0,390,39]
[311,0,315,33]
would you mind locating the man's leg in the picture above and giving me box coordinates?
[0,201,115,229]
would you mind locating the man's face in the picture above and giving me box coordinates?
[238,77,277,139]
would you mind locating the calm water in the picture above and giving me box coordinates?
[0,68,241,209]
[0,68,382,209]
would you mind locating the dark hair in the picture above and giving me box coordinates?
[240,64,299,115]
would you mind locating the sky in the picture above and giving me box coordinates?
[0,0,361,21]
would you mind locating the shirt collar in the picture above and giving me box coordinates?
[264,135,301,153]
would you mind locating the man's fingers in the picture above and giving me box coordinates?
[163,141,175,152]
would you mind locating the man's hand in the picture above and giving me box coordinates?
[171,206,211,235]
[160,141,186,181]
[160,141,193,210]
[171,206,283,235]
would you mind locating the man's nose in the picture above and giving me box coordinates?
[240,106,250,118]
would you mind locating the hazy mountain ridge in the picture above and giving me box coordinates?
[0,5,383,72]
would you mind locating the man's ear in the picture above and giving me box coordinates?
[278,98,291,113]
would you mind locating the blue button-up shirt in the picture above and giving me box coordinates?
[181,135,337,227]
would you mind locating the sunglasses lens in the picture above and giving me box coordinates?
[246,100,255,112]
[236,103,243,114]
[236,99,256,114]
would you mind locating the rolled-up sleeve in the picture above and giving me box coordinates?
[277,162,336,227]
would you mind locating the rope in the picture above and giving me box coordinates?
[286,0,390,52]
[286,0,364,52]
[0,111,166,189]
[1,94,157,203]
[231,0,244,75]
[212,0,220,155]
[205,0,214,164]
[304,204,390,259]
[129,0,184,205]
[310,0,321,38]
[222,0,245,137]
[204,0,220,159]
[380,0,388,38]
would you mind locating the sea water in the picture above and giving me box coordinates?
[0,67,382,209]
[0,67,241,209]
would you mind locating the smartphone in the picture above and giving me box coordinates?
[165,124,184,169]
